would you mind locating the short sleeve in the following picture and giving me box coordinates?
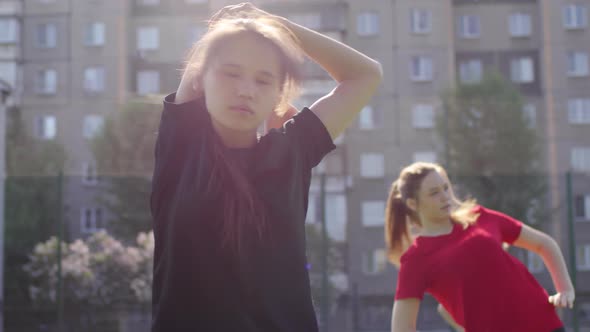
[395,253,428,300]
[151,93,208,215]
[484,207,523,244]
[280,107,336,169]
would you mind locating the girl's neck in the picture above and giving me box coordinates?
[418,218,454,237]
[212,119,258,148]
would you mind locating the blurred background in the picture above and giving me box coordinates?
[0,0,589,331]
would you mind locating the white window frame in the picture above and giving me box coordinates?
[412,104,435,129]
[563,4,588,30]
[509,13,532,37]
[459,59,483,84]
[0,18,19,43]
[458,15,480,39]
[510,57,535,83]
[362,249,387,275]
[571,147,590,172]
[577,244,590,271]
[522,103,537,128]
[410,56,433,82]
[83,114,104,139]
[357,11,379,37]
[83,67,105,93]
[80,207,104,234]
[137,26,159,51]
[136,70,160,96]
[82,162,99,185]
[568,99,590,124]
[35,115,57,140]
[575,194,590,221]
[36,23,57,48]
[85,22,105,47]
[567,52,589,77]
[360,153,385,178]
[359,106,375,130]
[35,69,57,95]
[361,201,385,227]
[410,9,432,34]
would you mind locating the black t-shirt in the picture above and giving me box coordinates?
[150,93,336,332]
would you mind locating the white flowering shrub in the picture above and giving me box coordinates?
[23,230,154,308]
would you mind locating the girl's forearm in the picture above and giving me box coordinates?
[276,17,382,83]
[539,238,574,292]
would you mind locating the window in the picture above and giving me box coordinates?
[360,153,385,178]
[0,18,19,43]
[82,163,99,185]
[527,251,544,273]
[359,106,380,130]
[412,104,435,129]
[287,13,322,30]
[137,27,159,51]
[410,9,431,34]
[563,4,588,29]
[136,70,160,95]
[362,249,387,275]
[80,208,104,234]
[83,67,105,93]
[458,15,480,38]
[459,59,483,84]
[571,147,590,172]
[85,22,105,46]
[410,56,433,82]
[413,151,436,163]
[326,194,347,241]
[357,11,379,37]
[0,63,16,87]
[510,57,535,83]
[568,99,590,124]
[577,244,590,271]
[35,116,57,140]
[523,104,537,128]
[362,201,385,227]
[35,69,57,95]
[567,52,589,77]
[575,195,590,220]
[509,13,532,37]
[83,115,104,139]
[36,23,57,48]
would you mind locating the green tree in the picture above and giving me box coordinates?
[438,71,547,224]
[4,107,67,308]
[90,99,161,242]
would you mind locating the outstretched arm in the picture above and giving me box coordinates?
[391,298,420,332]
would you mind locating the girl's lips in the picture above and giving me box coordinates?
[230,106,254,114]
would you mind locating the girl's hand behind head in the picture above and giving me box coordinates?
[209,2,271,27]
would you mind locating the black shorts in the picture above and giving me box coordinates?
[552,328,565,332]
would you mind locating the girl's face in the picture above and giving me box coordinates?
[201,33,283,137]
[410,171,453,223]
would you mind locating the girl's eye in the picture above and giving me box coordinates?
[223,71,240,78]
[256,79,271,86]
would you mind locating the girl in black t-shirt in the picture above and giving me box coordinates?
[150,3,382,332]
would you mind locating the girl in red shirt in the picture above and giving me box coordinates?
[386,162,575,332]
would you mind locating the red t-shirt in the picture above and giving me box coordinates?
[395,206,563,332]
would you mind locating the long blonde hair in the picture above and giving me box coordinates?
[182,15,304,254]
[385,162,479,265]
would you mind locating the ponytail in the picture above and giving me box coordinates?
[385,180,411,265]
